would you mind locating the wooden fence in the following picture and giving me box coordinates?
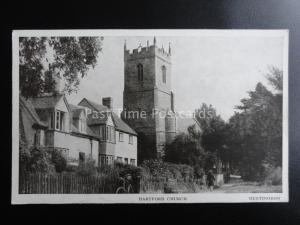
[19,173,120,194]
[19,173,201,194]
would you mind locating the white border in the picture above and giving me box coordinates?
[12,29,289,204]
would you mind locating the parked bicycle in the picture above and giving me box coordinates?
[116,173,134,194]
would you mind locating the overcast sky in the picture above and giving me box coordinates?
[67,34,284,121]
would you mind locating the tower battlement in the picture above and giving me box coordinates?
[124,37,171,61]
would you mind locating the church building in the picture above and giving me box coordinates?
[122,38,200,158]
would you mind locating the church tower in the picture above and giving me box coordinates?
[122,38,176,159]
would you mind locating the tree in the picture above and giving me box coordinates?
[137,132,157,164]
[195,103,227,171]
[227,67,283,180]
[164,124,206,167]
[19,37,103,98]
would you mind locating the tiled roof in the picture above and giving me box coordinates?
[30,94,63,109]
[19,96,48,128]
[81,98,137,135]
[71,124,99,139]
[69,104,84,118]
[111,112,137,135]
[86,112,109,125]
[81,98,109,112]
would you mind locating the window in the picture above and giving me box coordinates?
[130,159,136,165]
[99,125,106,141]
[124,158,128,164]
[119,132,124,142]
[117,157,122,163]
[162,65,166,83]
[137,64,143,81]
[79,152,85,164]
[99,125,115,143]
[100,154,114,166]
[34,130,41,146]
[45,131,54,146]
[40,130,45,146]
[55,110,65,131]
[55,111,60,130]
[129,135,133,144]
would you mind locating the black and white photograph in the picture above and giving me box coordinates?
[11,30,288,203]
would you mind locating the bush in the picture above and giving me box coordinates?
[264,166,282,185]
[65,164,77,173]
[51,149,67,173]
[19,145,32,173]
[76,156,97,176]
[28,147,55,173]
[140,159,194,180]
[114,162,142,178]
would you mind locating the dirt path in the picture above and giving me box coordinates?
[210,182,282,193]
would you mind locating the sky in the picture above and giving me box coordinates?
[66,34,284,121]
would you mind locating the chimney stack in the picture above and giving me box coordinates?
[102,97,113,109]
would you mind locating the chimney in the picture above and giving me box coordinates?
[102,97,113,109]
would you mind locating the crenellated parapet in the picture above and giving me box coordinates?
[124,37,171,62]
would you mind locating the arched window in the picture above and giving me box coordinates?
[162,65,167,83]
[137,64,143,81]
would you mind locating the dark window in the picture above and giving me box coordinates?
[79,152,85,164]
[129,135,133,144]
[137,64,143,81]
[162,65,167,83]
[55,110,65,131]
[130,159,136,165]
[34,130,41,146]
[117,157,122,162]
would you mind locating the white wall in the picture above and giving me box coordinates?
[55,97,70,132]
[114,130,137,165]
[53,131,99,166]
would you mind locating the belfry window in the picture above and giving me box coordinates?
[137,64,143,81]
[162,65,166,83]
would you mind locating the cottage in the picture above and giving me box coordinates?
[19,94,138,167]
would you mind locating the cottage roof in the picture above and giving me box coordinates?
[71,124,99,139]
[80,98,137,135]
[30,94,63,109]
[111,112,137,135]
[69,104,85,118]
[19,96,48,128]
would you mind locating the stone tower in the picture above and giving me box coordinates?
[122,38,176,158]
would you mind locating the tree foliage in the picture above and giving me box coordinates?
[164,125,205,167]
[163,67,283,182]
[195,103,227,157]
[227,67,283,180]
[19,37,103,98]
